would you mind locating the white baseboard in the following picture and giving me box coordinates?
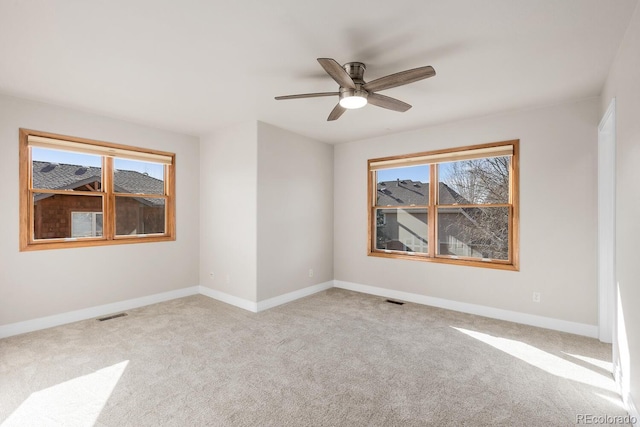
[198,282,334,313]
[0,282,334,338]
[198,286,258,312]
[256,281,334,312]
[0,280,601,341]
[334,280,599,338]
[0,286,200,339]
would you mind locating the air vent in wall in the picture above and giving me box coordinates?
[98,313,128,321]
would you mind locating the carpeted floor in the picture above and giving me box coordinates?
[0,288,631,426]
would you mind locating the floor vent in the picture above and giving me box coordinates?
[385,299,405,305]
[98,313,127,322]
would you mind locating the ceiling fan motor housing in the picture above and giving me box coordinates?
[343,62,366,83]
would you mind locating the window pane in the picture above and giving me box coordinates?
[114,158,164,195]
[375,208,428,253]
[33,193,103,240]
[72,212,92,237]
[32,148,102,192]
[115,196,165,236]
[437,207,509,260]
[376,165,429,206]
[71,212,103,238]
[438,156,510,204]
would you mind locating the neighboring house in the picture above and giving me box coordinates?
[376,179,508,259]
[32,161,165,239]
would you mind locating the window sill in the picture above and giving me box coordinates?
[20,235,175,251]
[368,250,519,271]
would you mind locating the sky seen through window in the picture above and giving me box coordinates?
[376,164,456,183]
[32,147,164,180]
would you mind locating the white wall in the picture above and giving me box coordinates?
[334,98,599,325]
[199,121,334,304]
[602,1,640,418]
[256,122,333,301]
[0,94,200,326]
[199,122,258,302]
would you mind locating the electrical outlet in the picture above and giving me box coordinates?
[226,274,231,284]
[308,268,314,278]
[533,292,541,303]
[209,272,215,280]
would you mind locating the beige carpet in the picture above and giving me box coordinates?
[0,289,631,426]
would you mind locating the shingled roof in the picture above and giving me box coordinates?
[32,161,164,205]
[376,179,468,206]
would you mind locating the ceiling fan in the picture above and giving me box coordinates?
[275,58,436,121]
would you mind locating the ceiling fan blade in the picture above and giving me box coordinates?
[367,93,412,112]
[275,92,338,100]
[327,103,346,121]
[317,58,356,89]
[363,66,435,92]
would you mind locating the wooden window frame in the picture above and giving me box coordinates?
[19,129,176,251]
[367,140,519,271]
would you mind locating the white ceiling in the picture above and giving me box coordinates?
[0,0,637,144]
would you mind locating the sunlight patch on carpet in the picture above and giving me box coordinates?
[562,352,613,373]
[451,327,616,393]
[2,360,128,427]
[593,392,626,409]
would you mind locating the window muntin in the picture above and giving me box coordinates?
[20,129,175,250]
[368,140,519,270]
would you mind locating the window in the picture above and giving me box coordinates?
[19,129,176,250]
[368,140,519,270]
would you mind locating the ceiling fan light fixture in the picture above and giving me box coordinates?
[340,95,367,109]
[339,89,368,109]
